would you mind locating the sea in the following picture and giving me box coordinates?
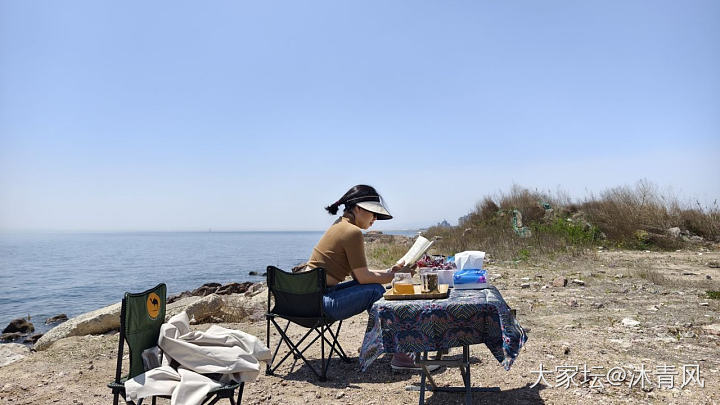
[0,230,417,335]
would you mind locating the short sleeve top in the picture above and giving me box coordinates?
[307,217,367,282]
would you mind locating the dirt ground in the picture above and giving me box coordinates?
[1,248,719,405]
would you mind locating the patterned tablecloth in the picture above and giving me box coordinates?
[359,286,528,372]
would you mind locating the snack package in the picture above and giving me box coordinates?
[452,251,488,288]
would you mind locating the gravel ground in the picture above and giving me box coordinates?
[1,248,719,405]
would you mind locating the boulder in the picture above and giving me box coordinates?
[184,294,224,324]
[0,332,23,343]
[23,333,43,344]
[221,288,269,323]
[45,314,68,324]
[2,318,34,334]
[0,343,30,367]
[216,282,253,295]
[191,285,219,297]
[34,301,122,351]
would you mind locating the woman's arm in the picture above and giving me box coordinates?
[352,261,415,284]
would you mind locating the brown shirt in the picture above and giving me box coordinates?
[307,217,367,283]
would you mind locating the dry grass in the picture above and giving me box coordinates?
[423,180,719,261]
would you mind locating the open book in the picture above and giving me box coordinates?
[396,236,434,267]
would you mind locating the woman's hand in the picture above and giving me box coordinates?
[391,261,416,276]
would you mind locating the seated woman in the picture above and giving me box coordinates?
[304,184,433,371]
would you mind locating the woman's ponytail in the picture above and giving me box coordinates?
[324,200,342,215]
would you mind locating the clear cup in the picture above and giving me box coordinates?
[420,268,439,293]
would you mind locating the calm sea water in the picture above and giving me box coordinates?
[0,231,415,334]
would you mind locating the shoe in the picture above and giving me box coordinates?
[390,353,441,372]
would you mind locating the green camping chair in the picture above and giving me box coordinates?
[265,266,350,382]
[108,283,244,405]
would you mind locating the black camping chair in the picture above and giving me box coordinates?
[108,283,244,405]
[265,266,351,381]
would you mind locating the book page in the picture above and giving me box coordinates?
[397,236,434,266]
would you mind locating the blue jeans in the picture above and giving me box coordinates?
[323,280,385,321]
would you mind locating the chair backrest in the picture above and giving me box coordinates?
[266,266,326,321]
[117,283,167,380]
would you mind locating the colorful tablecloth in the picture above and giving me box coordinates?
[359,286,528,372]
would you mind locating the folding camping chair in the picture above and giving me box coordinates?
[265,266,351,381]
[107,283,244,405]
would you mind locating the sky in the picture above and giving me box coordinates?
[1,1,718,232]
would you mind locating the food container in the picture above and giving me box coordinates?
[392,273,414,294]
[420,268,439,293]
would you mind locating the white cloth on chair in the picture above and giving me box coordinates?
[124,311,271,405]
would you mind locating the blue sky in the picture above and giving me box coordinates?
[1,1,718,232]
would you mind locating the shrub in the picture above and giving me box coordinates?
[423,180,719,260]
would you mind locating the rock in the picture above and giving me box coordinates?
[2,318,34,334]
[23,333,43,344]
[667,227,681,238]
[244,282,265,297]
[184,294,224,324]
[708,261,720,268]
[562,344,571,355]
[34,301,122,351]
[682,272,697,276]
[552,277,567,287]
[706,275,712,280]
[0,343,30,367]
[221,289,268,322]
[615,274,624,279]
[165,296,204,319]
[216,282,253,295]
[521,277,530,281]
[702,324,720,336]
[647,305,659,312]
[335,391,345,399]
[45,314,68,325]
[571,279,585,286]
[191,285,219,297]
[568,299,579,308]
[0,332,23,343]
[521,283,531,289]
[622,318,640,328]
[248,271,259,276]
[591,302,604,309]
[699,302,709,307]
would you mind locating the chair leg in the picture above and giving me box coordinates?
[267,319,292,375]
[324,320,350,362]
[236,382,244,404]
[113,392,119,405]
[267,319,323,379]
[320,323,327,382]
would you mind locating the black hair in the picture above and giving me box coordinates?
[325,185,383,217]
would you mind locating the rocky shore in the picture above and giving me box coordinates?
[1,249,719,404]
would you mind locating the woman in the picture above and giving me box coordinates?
[305,184,433,371]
